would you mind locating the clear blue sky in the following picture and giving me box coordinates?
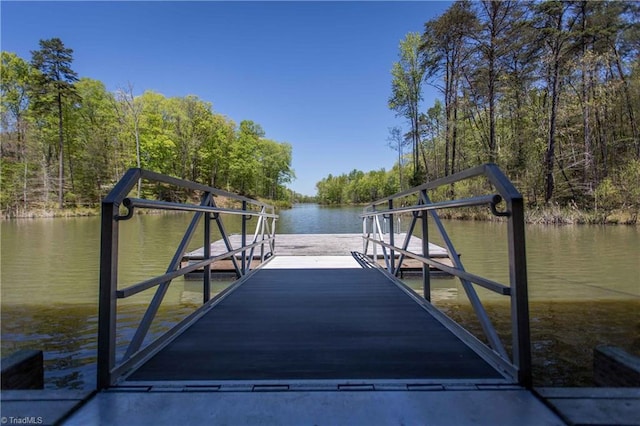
[1,1,451,195]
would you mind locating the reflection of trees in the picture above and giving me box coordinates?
[1,304,97,389]
[1,302,195,389]
[436,299,640,386]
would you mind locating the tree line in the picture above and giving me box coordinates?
[1,39,295,216]
[319,1,639,221]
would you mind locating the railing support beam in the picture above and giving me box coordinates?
[420,190,431,301]
[388,199,395,274]
[203,192,211,304]
[242,201,247,275]
[97,201,119,389]
[123,194,212,361]
[509,197,532,388]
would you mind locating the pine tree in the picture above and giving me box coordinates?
[31,38,78,208]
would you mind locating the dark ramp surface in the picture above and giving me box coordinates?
[128,268,501,381]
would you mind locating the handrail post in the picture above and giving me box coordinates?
[388,199,395,274]
[97,201,118,389]
[270,208,277,255]
[372,206,377,263]
[508,196,532,388]
[362,213,366,254]
[420,189,431,301]
[241,201,247,275]
[203,193,211,304]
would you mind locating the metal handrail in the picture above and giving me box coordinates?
[119,198,279,220]
[116,236,276,299]
[98,168,277,389]
[362,163,531,388]
[361,236,510,295]
[361,194,503,218]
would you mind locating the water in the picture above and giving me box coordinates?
[1,204,639,388]
[278,203,363,233]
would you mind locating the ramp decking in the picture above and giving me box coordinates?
[127,266,502,383]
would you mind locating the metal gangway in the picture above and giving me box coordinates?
[65,165,565,425]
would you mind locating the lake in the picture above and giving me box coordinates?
[1,203,638,388]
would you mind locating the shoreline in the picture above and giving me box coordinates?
[1,196,293,220]
[2,203,637,225]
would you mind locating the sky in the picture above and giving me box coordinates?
[1,1,451,195]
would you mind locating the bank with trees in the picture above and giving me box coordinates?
[318,0,639,224]
[1,39,295,217]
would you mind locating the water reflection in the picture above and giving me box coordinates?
[277,203,363,234]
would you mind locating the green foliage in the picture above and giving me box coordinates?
[1,52,32,130]
[30,37,79,208]
[0,159,21,213]
[315,168,397,205]
[594,178,619,212]
[389,32,425,183]
[379,0,640,217]
[1,42,296,216]
[30,38,78,110]
[70,78,119,203]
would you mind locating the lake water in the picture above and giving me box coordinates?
[1,204,638,388]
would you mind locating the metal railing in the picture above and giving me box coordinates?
[97,169,277,389]
[361,163,531,387]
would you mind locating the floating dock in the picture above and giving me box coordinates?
[182,233,454,278]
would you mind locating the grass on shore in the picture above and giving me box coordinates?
[434,204,638,225]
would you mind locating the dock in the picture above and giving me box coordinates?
[182,233,454,278]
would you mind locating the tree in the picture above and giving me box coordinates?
[389,32,426,185]
[422,1,477,176]
[419,100,445,178]
[30,38,78,208]
[137,91,176,176]
[465,1,524,164]
[386,126,409,190]
[115,83,143,196]
[1,52,35,210]
[535,1,575,203]
[200,113,236,188]
[72,78,118,203]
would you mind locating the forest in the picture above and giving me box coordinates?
[1,40,295,217]
[316,1,639,223]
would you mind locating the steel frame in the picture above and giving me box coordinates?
[361,163,531,388]
[98,169,277,389]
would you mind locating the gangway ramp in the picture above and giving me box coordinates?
[71,166,570,424]
[69,258,564,425]
[125,265,504,383]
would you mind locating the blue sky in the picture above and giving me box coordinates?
[1,1,451,195]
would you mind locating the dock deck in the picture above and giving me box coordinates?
[182,233,454,277]
[184,233,449,258]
